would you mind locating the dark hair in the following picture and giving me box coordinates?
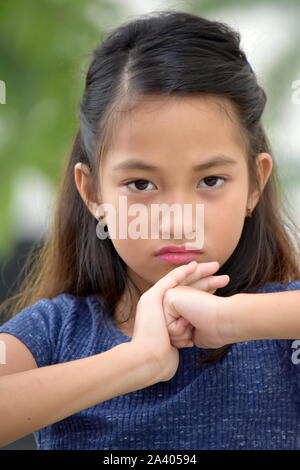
[1,10,300,368]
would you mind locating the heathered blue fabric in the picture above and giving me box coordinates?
[1,281,300,450]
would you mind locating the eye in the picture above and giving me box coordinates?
[125,179,157,192]
[124,176,227,193]
[198,176,227,189]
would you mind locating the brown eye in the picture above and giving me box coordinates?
[126,179,156,192]
[198,176,226,189]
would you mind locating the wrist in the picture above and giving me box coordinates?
[218,293,249,344]
[126,340,164,387]
[220,292,273,343]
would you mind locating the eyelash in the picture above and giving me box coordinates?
[124,176,228,193]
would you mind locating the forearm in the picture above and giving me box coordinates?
[0,342,157,447]
[223,290,300,343]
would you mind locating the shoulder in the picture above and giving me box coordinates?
[0,292,89,333]
[0,292,103,367]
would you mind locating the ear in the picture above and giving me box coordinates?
[74,163,100,220]
[247,153,273,211]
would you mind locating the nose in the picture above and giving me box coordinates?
[156,200,204,245]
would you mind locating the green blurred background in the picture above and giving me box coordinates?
[0,0,299,450]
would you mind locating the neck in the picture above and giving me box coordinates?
[113,286,139,329]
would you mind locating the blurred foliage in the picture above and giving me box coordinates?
[0,0,299,258]
[0,0,122,256]
[188,0,300,196]
[188,0,300,123]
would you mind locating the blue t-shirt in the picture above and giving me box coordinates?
[0,281,300,450]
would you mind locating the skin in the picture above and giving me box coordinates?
[74,94,273,335]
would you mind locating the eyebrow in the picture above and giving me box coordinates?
[112,154,238,172]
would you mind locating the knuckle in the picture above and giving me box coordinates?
[165,288,177,306]
[164,288,174,302]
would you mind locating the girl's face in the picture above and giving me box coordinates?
[76,94,272,295]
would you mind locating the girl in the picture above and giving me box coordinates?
[0,9,300,450]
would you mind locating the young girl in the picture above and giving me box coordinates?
[0,10,300,451]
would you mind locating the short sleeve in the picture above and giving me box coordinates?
[286,281,300,403]
[0,297,64,368]
[284,280,300,291]
[269,280,300,404]
[256,280,300,293]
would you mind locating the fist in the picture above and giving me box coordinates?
[163,263,230,349]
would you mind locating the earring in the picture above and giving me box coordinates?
[96,215,109,240]
[246,207,252,218]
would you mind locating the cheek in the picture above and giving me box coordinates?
[110,237,155,291]
[204,192,247,250]
[110,234,146,271]
[209,200,246,229]
[112,237,137,258]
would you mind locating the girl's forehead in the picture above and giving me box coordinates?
[103,95,246,167]
[118,93,238,123]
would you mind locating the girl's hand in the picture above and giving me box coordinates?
[131,261,199,383]
[165,261,230,348]
[163,285,230,349]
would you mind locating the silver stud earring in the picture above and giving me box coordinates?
[96,216,109,240]
[95,204,109,240]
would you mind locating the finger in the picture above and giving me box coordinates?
[188,274,230,291]
[169,322,194,345]
[151,261,198,298]
[168,316,191,334]
[180,318,190,328]
[180,261,220,286]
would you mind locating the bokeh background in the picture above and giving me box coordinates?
[0,0,299,450]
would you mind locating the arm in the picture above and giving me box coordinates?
[223,290,300,343]
[0,342,159,447]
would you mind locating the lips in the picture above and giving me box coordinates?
[155,245,203,256]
